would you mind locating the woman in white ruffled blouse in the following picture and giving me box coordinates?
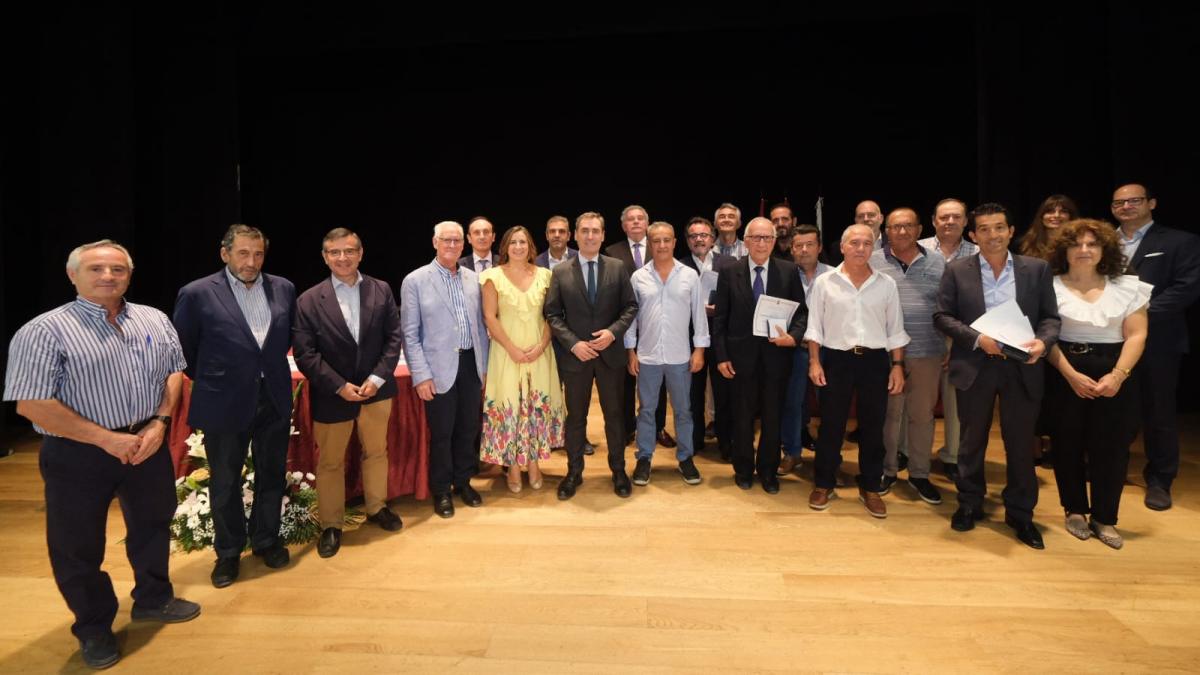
[1045,219,1151,549]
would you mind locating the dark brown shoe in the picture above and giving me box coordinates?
[778,455,798,476]
[809,487,835,511]
[657,430,677,448]
[859,489,887,519]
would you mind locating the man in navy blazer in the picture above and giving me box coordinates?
[401,221,490,519]
[934,204,1060,549]
[679,216,733,460]
[534,215,579,270]
[457,216,500,272]
[292,228,404,558]
[173,224,297,587]
[1112,183,1200,510]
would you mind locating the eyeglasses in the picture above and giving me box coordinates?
[323,247,361,258]
[686,233,714,240]
[887,223,918,231]
[745,235,776,244]
[436,237,464,245]
[1111,197,1147,208]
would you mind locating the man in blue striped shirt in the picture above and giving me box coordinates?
[4,240,200,669]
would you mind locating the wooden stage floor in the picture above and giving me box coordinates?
[2,406,1199,673]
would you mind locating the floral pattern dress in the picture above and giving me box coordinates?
[479,266,565,466]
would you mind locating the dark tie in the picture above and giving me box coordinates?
[633,242,643,268]
[587,261,597,304]
[753,265,764,302]
[478,258,489,272]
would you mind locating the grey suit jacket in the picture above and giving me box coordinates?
[400,261,489,394]
[543,254,638,372]
[934,253,1061,396]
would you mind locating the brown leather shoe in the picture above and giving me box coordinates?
[809,487,835,510]
[859,489,887,518]
[778,455,798,476]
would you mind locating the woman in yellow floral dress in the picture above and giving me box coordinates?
[479,226,565,491]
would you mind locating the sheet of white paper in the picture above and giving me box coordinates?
[752,294,801,337]
[700,270,719,301]
[969,299,1035,353]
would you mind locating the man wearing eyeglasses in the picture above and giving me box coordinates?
[712,217,807,493]
[293,228,404,557]
[679,217,734,461]
[1112,184,1200,511]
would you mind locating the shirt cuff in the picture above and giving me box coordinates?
[368,374,387,389]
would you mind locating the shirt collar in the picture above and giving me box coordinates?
[833,262,881,288]
[979,251,1014,274]
[747,256,771,276]
[74,296,127,320]
[1119,220,1155,242]
[331,272,363,290]
[578,252,600,264]
[692,250,714,265]
[225,266,264,291]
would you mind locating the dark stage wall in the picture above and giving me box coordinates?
[3,2,1198,433]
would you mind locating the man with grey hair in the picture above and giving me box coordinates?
[402,221,490,518]
[5,240,200,668]
[714,202,749,259]
[174,224,297,588]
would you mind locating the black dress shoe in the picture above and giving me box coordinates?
[367,506,404,531]
[846,427,861,443]
[211,556,240,588]
[734,474,753,490]
[317,527,342,558]
[80,632,120,669]
[433,492,455,518]
[557,474,582,501]
[455,484,483,507]
[657,430,677,448]
[950,506,984,532]
[761,475,780,494]
[253,543,290,569]
[583,440,596,456]
[131,597,201,623]
[613,471,632,498]
[801,429,816,451]
[1005,515,1045,550]
[942,462,959,482]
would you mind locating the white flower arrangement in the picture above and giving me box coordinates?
[170,430,333,553]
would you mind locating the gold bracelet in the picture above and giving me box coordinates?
[1113,367,1132,379]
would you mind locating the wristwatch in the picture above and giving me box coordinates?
[891,359,905,367]
[151,415,172,425]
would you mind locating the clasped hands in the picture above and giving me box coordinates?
[571,329,615,362]
[103,420,167,466]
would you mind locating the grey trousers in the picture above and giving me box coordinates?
[884,356,942,479]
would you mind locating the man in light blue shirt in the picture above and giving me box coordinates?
[625,222,709,486]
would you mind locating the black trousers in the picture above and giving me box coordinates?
[1049,343,1140,525]
[623,371,666,438]
[689,348,731,453]
[40,435,176,640]
[729,351,792,480]
[813,348,887,491]
[563,358,626,475]
[424,350,482,495]
[205,381,290,559]
[1139,347,1181,490]
[954,358,1040,521]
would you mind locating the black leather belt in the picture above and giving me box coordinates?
[847,346,884,355]
[112,418,155,434]
[1059,340,1123,356]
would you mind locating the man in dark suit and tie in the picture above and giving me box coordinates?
[458,216,500,272]
[933,203,1060,549]
[173,224,297,587]
[712,217,808,493]
[606,205,675,449]
[678,217,732,459]
[292,228,405,559]
[1111,183,1200,511]
[545,211,639,500]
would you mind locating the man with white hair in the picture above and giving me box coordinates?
[714,202,749,260]
[5,240,200,669]
[401,221,490,519]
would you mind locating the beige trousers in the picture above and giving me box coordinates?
[313,397,393,528]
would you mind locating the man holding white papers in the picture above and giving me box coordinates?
[805,225,909,518]
[933,203,1060,549]
[712,218,807,493]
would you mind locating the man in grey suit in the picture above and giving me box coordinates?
[544,211,639,500]
[458,216,500,272]
[401,221,490,519]
[934,203,1060,549]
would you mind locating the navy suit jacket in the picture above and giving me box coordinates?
[933,253,1060,396]
[458,252,499,272]
[535,247,578,269]
[174,270,297,433]
[1127,223,1200,354]
[291,274,403,424]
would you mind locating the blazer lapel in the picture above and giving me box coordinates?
[1130,225,1162,269]
[210,272,257,345]
[357,277,377,342]
[964,255,986,319]
[429,262,453,309]
[318,279,356,346]
[571,257,594,306]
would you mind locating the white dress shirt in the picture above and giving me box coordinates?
[624,260,710,365]
[803,263,910,351]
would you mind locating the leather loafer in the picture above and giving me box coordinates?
[657,430,677,448]
[1006,515,1045,550]
[777,455,798,475]
[582,440,596,456]
[211,556,240,588]
[79,632,119,670]
[950,506,984,532]
[734,474,753,490]
[455,484,483,507]
[613,471,632,498]
[131,597,201,623]
[433,493,455,518]
[367,506,404,531]
[1145,485,1172,511]
[761,475,780,494]
[557,473,582,501]
[253,543,290,569]
[317,527,342,558]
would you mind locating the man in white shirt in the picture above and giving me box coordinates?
[458,216,499,272]
[625,222,710,487]
[805,225,909,518]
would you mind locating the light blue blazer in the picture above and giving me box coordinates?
[400,261,489,394]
